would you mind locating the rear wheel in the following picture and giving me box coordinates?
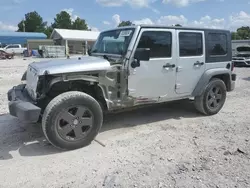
[194,78,227,115]
[42,91,103,150]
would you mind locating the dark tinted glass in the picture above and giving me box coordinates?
[137,31,172,58]
[208,33,227,56]
[179,32,203,57]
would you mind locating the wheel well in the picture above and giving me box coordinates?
[21,71,27,81]
[210,74,230,91]
[41,80,107,112]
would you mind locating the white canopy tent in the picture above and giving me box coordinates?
[50,29,100,55]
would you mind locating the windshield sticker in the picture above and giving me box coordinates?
[119,30,132,37]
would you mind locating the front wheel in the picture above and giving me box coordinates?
[194,78,227,115]
[42,91,103,150]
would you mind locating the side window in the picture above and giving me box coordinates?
[137,31,172,58]
[6,45,13,49]
[208,33,227,56]
[179,32,203,57]
[13,45,20,48]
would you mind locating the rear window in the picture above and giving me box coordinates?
[208,33,227,56]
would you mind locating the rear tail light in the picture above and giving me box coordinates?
[231,62,234,71]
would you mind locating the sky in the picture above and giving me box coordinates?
[0,0,249,32]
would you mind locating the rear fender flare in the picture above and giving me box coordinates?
[192,68,231,97]
[21,71,27,81]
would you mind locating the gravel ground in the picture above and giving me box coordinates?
[0,58,249,188]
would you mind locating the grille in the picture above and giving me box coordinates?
[25,65,39,99]
[233,57,245,60]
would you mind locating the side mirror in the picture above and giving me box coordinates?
[131,59,140,69]
[134,48,150,61]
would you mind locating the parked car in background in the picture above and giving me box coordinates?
[0,50,14,59]
[232,46,250,67]
[0,44,26,54]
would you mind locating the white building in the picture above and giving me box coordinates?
[50,29,100,55]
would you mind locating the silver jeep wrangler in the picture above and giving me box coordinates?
[7,25,236,150]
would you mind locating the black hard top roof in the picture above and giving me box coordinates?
[101,24,230,34]
[115,24,230,33]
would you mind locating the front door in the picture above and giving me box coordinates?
[175,30,206,95]
[128,28,177,102]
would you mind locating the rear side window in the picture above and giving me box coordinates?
[208,33,227,56]
[137,31,172,58]
[13,45,20,48]
[179,32,203,57]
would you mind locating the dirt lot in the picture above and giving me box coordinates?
[0,58,249,188]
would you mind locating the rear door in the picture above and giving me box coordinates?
[175,30,206,95]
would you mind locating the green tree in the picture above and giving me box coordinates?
[231,32,241,40]
[72,17,88,30]
[52,11,72,29]
[236,26,250,40]
[17,11,46,32]
[44,26,53,38]
[175,24,182,27]
[118,21,133,27]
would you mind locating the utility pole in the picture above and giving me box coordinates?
[23,17,25,32]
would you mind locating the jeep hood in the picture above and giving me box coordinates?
[29,56,111,75]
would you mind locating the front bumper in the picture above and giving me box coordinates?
[232,60,250,66]
[7,84,41,123]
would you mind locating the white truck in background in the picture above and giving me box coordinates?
[0,44,26,54]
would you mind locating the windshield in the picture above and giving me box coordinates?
[91,28,135,55]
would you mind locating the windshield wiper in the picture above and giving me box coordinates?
[103,55,110,61]
[89,49,97,56]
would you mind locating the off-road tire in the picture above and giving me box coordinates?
[194,78,227,115]
[42,91,103,150]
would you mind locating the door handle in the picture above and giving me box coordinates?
[194,61,204,66]
[163,63,175,68]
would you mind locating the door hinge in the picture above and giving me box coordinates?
[175,84,181,89]
[176,66,183,72]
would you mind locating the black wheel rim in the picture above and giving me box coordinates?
[207,86,223,110]
[56,105,93,141]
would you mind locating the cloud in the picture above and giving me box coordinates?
[0,22,17,31]
[151,8,160,14]
[112,14,121,26]
[96,0,126,7]
[107,11,250,31]
[229,11,250,31]
[162,0,206,7]
[190,15,225,29]
[156,15,188,25]
[133,18,154,25]
[132,14,226,29]
[96,0,154,7]
[103,21,111,25]
[62,8,79,21]
[61,8,100,31]
[96,0,206,7]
